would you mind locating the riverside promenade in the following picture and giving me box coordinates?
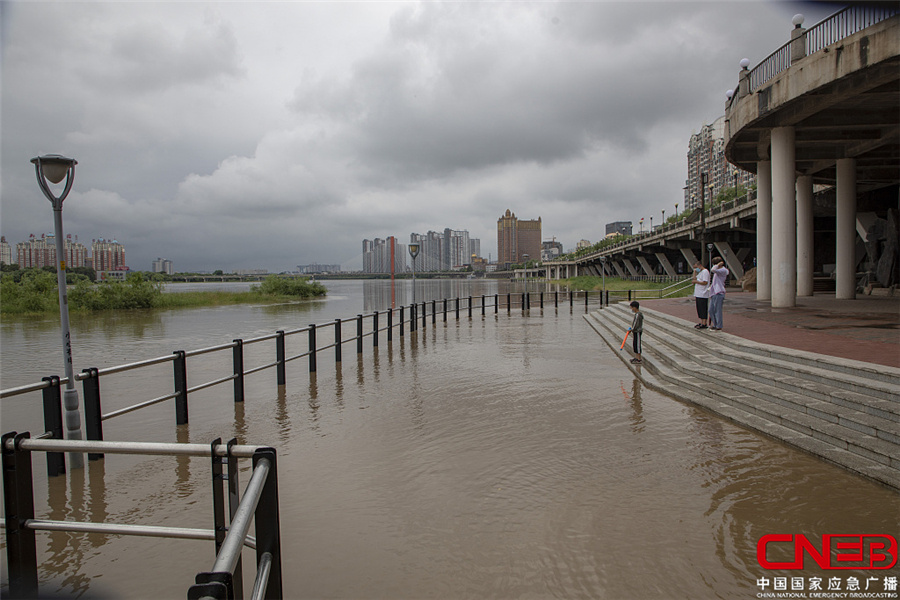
[586,290,900,489]
[642,291,900,369]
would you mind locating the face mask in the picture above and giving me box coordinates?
[694,268,700,273]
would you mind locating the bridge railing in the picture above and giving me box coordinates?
[1,292,605,475]
[1,434,282,600]
[748,4,898,91]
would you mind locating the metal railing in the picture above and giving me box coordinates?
[1,434,281,600]
[1,292,607,476]
[749,5,898,91]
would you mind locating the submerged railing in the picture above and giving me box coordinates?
[1,292,607,476]
[1,434,281,600]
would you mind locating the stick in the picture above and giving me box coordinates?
[620,330,630,350]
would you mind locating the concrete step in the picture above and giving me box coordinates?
[600,303,900,418]
[585,307,900,489]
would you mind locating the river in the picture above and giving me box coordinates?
[1,280,898,599]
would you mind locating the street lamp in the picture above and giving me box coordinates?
[522,253,529,280]
[31,153,83,469]
[675,203,679,222]
[408,243,420,304]
[639,218,644,234]
[661,209,665,226]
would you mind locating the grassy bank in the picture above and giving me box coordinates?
[1,270,327,316]
[562,276,693,298]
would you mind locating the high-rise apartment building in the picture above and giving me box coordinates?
[362,237,406,274]
[605,221,633,237]
[16,234,88,269]
[497,209,541,266]
[152,257,175,275]
[1,237,12,265]
[685,115,756,210]
[92,238,126,272]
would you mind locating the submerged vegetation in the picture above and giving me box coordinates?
[0,270,327,316]
[564,276,693,298]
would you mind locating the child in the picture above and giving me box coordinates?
[628,301,643,364]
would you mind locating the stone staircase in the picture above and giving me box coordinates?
[585,302,900,489]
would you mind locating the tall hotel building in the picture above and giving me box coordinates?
[497,209,541,266]
[16,234,88,269]
[685,115,756,211]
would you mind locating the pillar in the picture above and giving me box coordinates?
[836,158,857,299]
[796,175,814,296]
[771,127,796,308]
[756,161,772,301]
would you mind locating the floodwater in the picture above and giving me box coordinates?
[1,280,898,599]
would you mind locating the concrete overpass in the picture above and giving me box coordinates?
[546,193,758,281]
[725,6,899,306]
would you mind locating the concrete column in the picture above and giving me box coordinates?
[655,252,676,277]
[636,256,654,277]
[796,175,814,296]
[771,128,796,308]
[756,161,772,301]
[836,158,857,299]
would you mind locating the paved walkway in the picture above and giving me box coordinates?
[639,291,900,369]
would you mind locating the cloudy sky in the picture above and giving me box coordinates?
[1,0,836,272]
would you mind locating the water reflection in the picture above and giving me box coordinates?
[621,377,645,433]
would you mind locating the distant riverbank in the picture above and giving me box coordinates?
[0,271,326,316]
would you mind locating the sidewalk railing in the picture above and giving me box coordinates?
[1,434,281,600]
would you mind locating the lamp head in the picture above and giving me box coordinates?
[792,14,804,28]
[739,58,751,70]
[408,243,420,259]
[726,89,734,99]
[32,154,77,184]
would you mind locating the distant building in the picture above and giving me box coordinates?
[92,238,126,272]
[363,237,406,274]
[686,115,756,210]
[235,269,268,276]
[298,264,341,274]
[575,239,593,251]
[497,209,541,266]
[605,221,633,237]
[1,236,12,265]
[152,257,174,275]
[541,240,563,261]
[16,234,88,269]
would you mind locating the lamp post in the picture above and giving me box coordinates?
[639,218,644,235]
[661,209,665,226]
[675,203,679,222]
[522,253,529,281]
[408,243,420,305]
[31,154,83,469]
[700,173,708,267]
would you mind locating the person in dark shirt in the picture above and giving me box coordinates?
[628,301,643,364]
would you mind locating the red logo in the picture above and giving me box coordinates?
[757,534,897,570]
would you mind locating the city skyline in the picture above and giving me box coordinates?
[0,1,834,273]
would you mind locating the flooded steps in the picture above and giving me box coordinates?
[585,303,900,489]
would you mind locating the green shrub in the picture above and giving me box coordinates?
[252,276,327,298]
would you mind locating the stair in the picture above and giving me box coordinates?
[585,303,900,489]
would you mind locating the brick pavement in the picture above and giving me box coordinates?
[639,291,900,369]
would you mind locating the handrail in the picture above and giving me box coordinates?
[748,5,898,91]
[1,434,282,599]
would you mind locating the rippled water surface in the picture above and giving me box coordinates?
[2,281,898,599]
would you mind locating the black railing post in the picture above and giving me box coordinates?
[432,300,437,324]
[410,304,416,332]
[555,291,559,307]
[226,439,244,599]
[357,315,364,354]
[521,293,526,312]
[387,309,393,342]
[253,448,283,599]
[628,289,633,302]
[173,351,189,425]
[494,294,498,314]
[2,431,38,600]
[481,295,486,316]
[422,302,427,328]
[443,299,448,322]
[81,368,104,461]
[275,331,286,387]
[540,292,544,309]
[41,376,65,476]
[570,291,574,307]
[400,306,405,336]
[455,298,460,319]
[507,293,511,313]
[334,319,342,363]
[233,340,245,402]
[210,437,227,554]
[585,291,589,308]
[373,312,379,348]
[308,325,317,373]
[468,296,473,318]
